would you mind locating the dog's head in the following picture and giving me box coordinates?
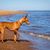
[23,14,30,25]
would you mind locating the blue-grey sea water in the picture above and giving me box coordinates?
[0,11,50,50]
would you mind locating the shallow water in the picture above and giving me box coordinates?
[0,11,50,50]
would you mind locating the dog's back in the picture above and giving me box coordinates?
[0,21,21,31]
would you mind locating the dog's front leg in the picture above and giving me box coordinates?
[13,30,19,42]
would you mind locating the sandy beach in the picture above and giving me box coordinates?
[0,29,34,50]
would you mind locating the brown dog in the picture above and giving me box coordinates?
[0,15,30,42]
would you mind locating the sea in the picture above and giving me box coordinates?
[0,11,50,50]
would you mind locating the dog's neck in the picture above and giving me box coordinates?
[18,18,24,25]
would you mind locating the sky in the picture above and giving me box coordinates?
[0,0,50,10]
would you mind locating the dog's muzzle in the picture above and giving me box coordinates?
[27,22,30,25]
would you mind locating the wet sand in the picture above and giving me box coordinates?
[0,29,34,50]
[0,41,33,50]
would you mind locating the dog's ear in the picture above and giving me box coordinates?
[25,14,28,18]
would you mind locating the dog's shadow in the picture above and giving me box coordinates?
[0,39,29,42]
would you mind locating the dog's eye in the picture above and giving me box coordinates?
[26,20,28,21]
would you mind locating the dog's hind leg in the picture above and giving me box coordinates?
[1,28,4,42]
[13,30,17,42]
